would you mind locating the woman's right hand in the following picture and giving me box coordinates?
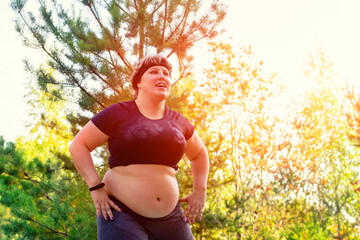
[91,188,121,220]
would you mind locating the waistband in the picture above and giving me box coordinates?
[108,195,182,221]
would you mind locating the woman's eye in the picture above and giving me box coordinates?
[148,69,169,76]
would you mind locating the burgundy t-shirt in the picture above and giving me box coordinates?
[91,100,194,170]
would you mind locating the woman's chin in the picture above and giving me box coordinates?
[140,89,170,102]
[153,91,170,101]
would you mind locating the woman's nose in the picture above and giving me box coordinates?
[159,72,166,79]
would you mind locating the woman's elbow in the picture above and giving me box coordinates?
[69,140,77,156]
[69,139,84,156]
[69,138,93,155]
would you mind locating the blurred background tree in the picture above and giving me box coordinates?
[182,44,360,239]
[279,48,360,239]
[2,0,360,239]
[1,0,226,238]
[186,41,287,239]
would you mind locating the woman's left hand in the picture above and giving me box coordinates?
[179,189,206,223]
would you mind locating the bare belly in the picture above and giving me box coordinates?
[103,164,179,218]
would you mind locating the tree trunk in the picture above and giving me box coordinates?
[138,0,145,60]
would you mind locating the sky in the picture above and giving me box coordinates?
[1,0,360,142]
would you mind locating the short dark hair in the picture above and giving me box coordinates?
[131,54,172,97]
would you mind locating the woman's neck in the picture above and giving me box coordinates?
[135,96,166,119]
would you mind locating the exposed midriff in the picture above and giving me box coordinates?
[103,164,179,218]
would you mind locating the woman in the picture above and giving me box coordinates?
[69,54,209,240]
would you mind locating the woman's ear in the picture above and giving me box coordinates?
[137,82,142,89]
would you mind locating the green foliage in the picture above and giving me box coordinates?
[346,84,360,148]
[184,43,360,239]
[0,136,97,239]
[284,220,332,240]
[11,0,227,127]
[6,0,360,237]
[0,65,100,238]
[6,0,227,238]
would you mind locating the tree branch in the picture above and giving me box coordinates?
[111,1,131,17]
[161,0,168,44]
[88,64,122,95]
[18,11,105,109]
[107,50,124,87]
[178,0,192,37]
[87,3,132,70]
[150,1,164,18]
[12,204,70,238]
[23,171,54,201]
[133,0,138,11]
[8,147,54,202]
[165,0,191,43]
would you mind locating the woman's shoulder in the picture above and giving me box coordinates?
[92,100,136,122]
[105,100,136,114]
[165,106,192,124]
[165,106,195,139]
[91,100,137,134]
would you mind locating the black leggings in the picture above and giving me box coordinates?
[96,196,194,240]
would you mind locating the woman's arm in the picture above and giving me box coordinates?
[180,131,209,223]
[69,121,121,220]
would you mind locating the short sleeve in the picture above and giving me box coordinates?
[91,104,117,136]
[183,117,195,140]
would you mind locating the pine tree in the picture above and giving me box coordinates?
[0,70,97,238]
[10,0,226,124]
[0,135,97,239]
[4,0,227,238]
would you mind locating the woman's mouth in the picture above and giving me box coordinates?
[155,83,166,88]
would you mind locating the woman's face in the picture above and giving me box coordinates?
[137,66,172,101]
